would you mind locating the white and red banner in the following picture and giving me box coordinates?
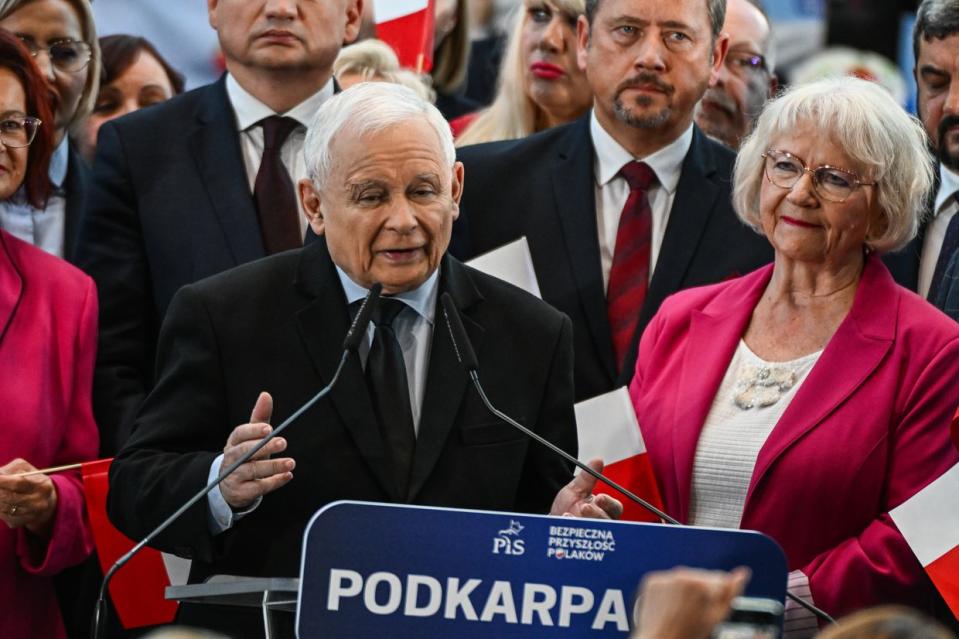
[574,388,665,523]
[82,458,185,628]
[372,0,435,72]
[890,463,959,618]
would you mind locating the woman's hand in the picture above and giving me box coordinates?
[0,458,59,536]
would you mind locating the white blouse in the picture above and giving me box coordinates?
[689,340,822,529]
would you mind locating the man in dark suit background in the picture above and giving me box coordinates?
[75,0,363,456]
[887,0,959,318]
[450,0,774,402]
[108,82,620,637]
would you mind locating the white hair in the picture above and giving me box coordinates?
[734,76,935,253]
[304,82,455,189]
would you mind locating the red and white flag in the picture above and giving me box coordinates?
[890,463,959,618]
[82,458,184,628]
[372,0,435,72]
[575,387,665,523]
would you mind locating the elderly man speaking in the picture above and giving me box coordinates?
[107,82,617,635]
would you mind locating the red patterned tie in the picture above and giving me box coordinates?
[607,161,657,374]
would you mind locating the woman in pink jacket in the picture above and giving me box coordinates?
[0,29,98,638]
[631,77,959,633]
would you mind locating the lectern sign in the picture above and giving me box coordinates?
[297,501,786,638]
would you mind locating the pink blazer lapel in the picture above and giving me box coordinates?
[744,255,896,509]
[0,232,23,346]
[671,265,773,520]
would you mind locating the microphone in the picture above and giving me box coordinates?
[439,292,836,626]
[93,284,383,638]
[440,292,673,521]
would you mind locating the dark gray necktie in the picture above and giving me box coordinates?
[365,298,416,499]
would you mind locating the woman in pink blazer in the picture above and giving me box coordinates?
[630,77,959,630]
[0,31,98,638]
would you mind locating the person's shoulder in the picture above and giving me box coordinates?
[456,259,568,331]
[2,232,94,302]
[182,247,303,307]
[690,125,736,174]
[105,81,222,137]
[457,118,584,166]
[894,285,959,346]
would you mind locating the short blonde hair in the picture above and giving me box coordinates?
[334,39,434,103]
[457,0,586,146]
[0,0,100,135]
[734,77,934,253]
[334,38,400,79]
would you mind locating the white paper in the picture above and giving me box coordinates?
[372,0,429,23]
[574,387,645,465]
[161,553,192,587]
[465,237,542,299]
[891,463,959,566]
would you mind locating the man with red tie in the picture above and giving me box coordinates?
[450,0,773,400]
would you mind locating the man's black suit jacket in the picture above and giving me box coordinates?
[107,240,576,585]
[75,77,270,455]
[450,117,774,400]
[62,144,90,264]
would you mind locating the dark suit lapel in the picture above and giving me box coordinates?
[642,128,720,329]
[189,77,265,265]
[745,258,894,508]
[408,256,484,501]
[293,241,397,499]
[0,232,23,346]
[550,117,617,383]
[62,145,90,263]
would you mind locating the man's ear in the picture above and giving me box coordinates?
[344,0,364,44]
[450,161,465,222]
[299,178,325,236]
[576,15,590,72]
[208,0,220,30]
[708,32,730,88]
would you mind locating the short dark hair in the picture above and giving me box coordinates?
[914,0,959,62]
[0,28,54,208]
[584,0,726,39]
[98,34,185,95]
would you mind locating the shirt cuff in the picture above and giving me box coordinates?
[783,570,819,638]
[207,454,261,535]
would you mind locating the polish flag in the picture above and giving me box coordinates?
[82,459,183,628]
[890,463,959,618]
[373,0,435,72]
[574,387,665,523]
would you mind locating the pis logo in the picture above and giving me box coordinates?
[492,520,526,556]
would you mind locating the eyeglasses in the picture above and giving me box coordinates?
[762,149,876,203]
[726,50,768,76]
[18,38,92,73]
[0,116,41,148]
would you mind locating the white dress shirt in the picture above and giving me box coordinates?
[919,166,959,298]
[0,137,69,257]
[207,268,439,533]
[224,73,334,235]
[590,111,693,291]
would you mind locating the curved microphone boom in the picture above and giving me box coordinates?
[438,292,836,626]
[92,284,383,638]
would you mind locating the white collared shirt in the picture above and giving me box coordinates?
[590,111,693,291]
[207,267,440,534]
[224,73,334,235]
[0,137,69,257]
[919,166,959,298]
[336,266,438,432]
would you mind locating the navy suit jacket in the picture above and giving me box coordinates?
[75,77,270,455]
[450,117,774,400]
